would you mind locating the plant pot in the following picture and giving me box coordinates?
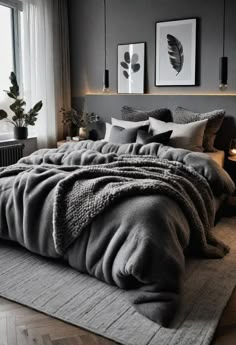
[14,127,28,140]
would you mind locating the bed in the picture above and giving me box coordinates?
[0,140,234,327]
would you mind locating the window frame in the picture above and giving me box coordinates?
[0,0,22,139]
[0,0,22,11]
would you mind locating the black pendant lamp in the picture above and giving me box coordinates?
[219,0,228,90]
[103,0,109,91]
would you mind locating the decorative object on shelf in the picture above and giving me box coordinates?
[118,42,145,94]
[103,0,109,92]
[229,138,236,156]
[155,18,197,86]
[61,108,99,139]
[219,0,228,90]
[78,127,87,140]
[0,72,43,140]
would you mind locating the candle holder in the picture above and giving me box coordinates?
[229,138,236,157]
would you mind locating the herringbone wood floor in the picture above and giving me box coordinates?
[0,297,117,345]
[0,288,235,345]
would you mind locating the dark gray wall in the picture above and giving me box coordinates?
[68,0,236,100]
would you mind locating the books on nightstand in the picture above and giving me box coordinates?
[72,136,81,141]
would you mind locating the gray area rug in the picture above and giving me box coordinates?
[0,217,236,345]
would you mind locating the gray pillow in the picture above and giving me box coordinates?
[149,117,208,152]
[109,125,148,144]
[112,117,150,128]
[121,106,173,122]
[173,107,225,152]
[103,122,112,141]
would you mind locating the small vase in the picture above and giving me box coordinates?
[14,127,28,140]
[79,127,87,139]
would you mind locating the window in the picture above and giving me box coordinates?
[0,0,21,139]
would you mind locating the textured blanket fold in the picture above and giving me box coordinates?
[18,140,235,197]
[53,155,228,257]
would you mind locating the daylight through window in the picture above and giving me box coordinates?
[0,2,19,137]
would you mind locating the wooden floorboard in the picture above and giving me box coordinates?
[0,297,117,345]
[0,287,235,345]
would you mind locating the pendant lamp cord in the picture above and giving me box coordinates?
[223,0,226,56]
[104,0,107,70]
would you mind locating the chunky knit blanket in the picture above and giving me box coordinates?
[53,155,229,257]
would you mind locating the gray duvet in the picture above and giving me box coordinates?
[0,141,234,326]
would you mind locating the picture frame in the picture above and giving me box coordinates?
[155,18,197,86]
[118,42,145,94]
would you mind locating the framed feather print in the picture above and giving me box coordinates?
[155,18,197,86]
[118,42,145,94]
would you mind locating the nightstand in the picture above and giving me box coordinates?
[226,156,236,185]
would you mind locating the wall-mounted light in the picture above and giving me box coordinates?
[103,0,109,92]
[219,0,228,90]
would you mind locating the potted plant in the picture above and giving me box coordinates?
[61,108,81,138]
[0,72,43,139]
[61,108,99,139]
[79,112,100,139]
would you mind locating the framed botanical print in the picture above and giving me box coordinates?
[118,42,145,94]
[155,18,197,86]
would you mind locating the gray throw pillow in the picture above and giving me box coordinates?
[173,107,225,152]
[112,117,150,128]
[149,117,208,152]
[136,130,173,145]
[121,106,173,122]
[109,125,148,144]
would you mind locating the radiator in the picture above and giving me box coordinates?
[0,143,24,167]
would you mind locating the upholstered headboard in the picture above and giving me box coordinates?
[84,94,236,151]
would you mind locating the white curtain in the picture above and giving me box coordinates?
[21,0,71,148]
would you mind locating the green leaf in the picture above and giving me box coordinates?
[9,72,19,96]
[33,100,43,112]
[10,86,19,97]
[18,99,26,107]
[5,92,17,99]
[0,109,7,120]
[10,103,17,112]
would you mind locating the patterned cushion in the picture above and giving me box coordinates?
[121,106,173,122]
[173,107,225,152]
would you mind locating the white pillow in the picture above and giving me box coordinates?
[149,117,208,152]
[111,117,150,128]
[103,122,112,141]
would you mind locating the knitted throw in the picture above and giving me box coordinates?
[53,155,229,257]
